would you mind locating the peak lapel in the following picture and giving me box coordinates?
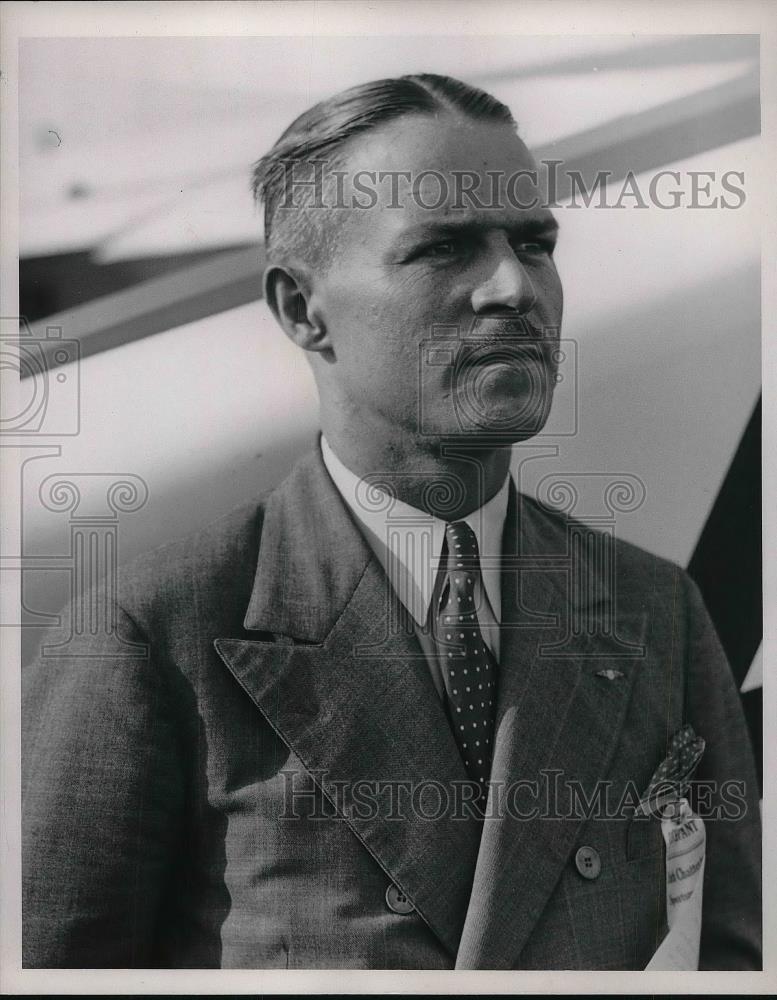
[242,448,373,642]
[215,449,483,959]
[455,488,643,969]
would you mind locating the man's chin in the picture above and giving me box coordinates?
[448,384,555,442]
[446,353,555,430]
[424,398,555,446]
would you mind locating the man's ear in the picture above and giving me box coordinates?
[263,263,331,356]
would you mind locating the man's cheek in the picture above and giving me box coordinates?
[543,271,564,323]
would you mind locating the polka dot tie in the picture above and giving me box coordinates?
[436,520,499,812]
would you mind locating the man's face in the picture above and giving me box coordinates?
[306,113,563,446]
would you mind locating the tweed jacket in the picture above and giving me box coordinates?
[22,447,761,969]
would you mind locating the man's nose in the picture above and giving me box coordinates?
[471,245,537,316]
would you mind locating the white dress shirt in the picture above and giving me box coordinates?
[320,436,510,700]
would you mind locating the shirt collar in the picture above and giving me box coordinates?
[320,435,510,628]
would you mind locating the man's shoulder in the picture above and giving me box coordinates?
[116,492,271,625]
[517,490,689,594]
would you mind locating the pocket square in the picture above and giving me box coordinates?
[637,724,705,817]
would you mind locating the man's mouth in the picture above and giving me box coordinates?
[470,314,545,338]
[456,339,548,368]
[455,315,554,366]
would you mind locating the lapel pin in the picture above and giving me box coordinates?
[595,668,625,680]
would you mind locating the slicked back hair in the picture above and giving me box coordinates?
[251,73,517,271]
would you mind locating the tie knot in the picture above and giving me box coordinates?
[443,521,482,604]
[445,520,479,557]
[444,520,481,574]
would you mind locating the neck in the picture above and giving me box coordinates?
[322,422,512,521]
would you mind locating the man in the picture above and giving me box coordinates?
[22,74,760,969]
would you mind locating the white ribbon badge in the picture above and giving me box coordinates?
[645,797,706,970]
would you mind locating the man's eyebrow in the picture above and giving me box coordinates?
[393,215,560,245]
[511,216,560,238]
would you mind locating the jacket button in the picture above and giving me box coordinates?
[575,845,602,880]
[385,883,415,914]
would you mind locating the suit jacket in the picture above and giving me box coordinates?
[22,447,761,969]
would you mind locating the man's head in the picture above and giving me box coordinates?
[255,74,563,456]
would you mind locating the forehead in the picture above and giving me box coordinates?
[344,112,531,176]
[332,113,551,239]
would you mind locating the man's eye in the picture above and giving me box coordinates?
[423,240,462,258]
[514,240,552,255]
